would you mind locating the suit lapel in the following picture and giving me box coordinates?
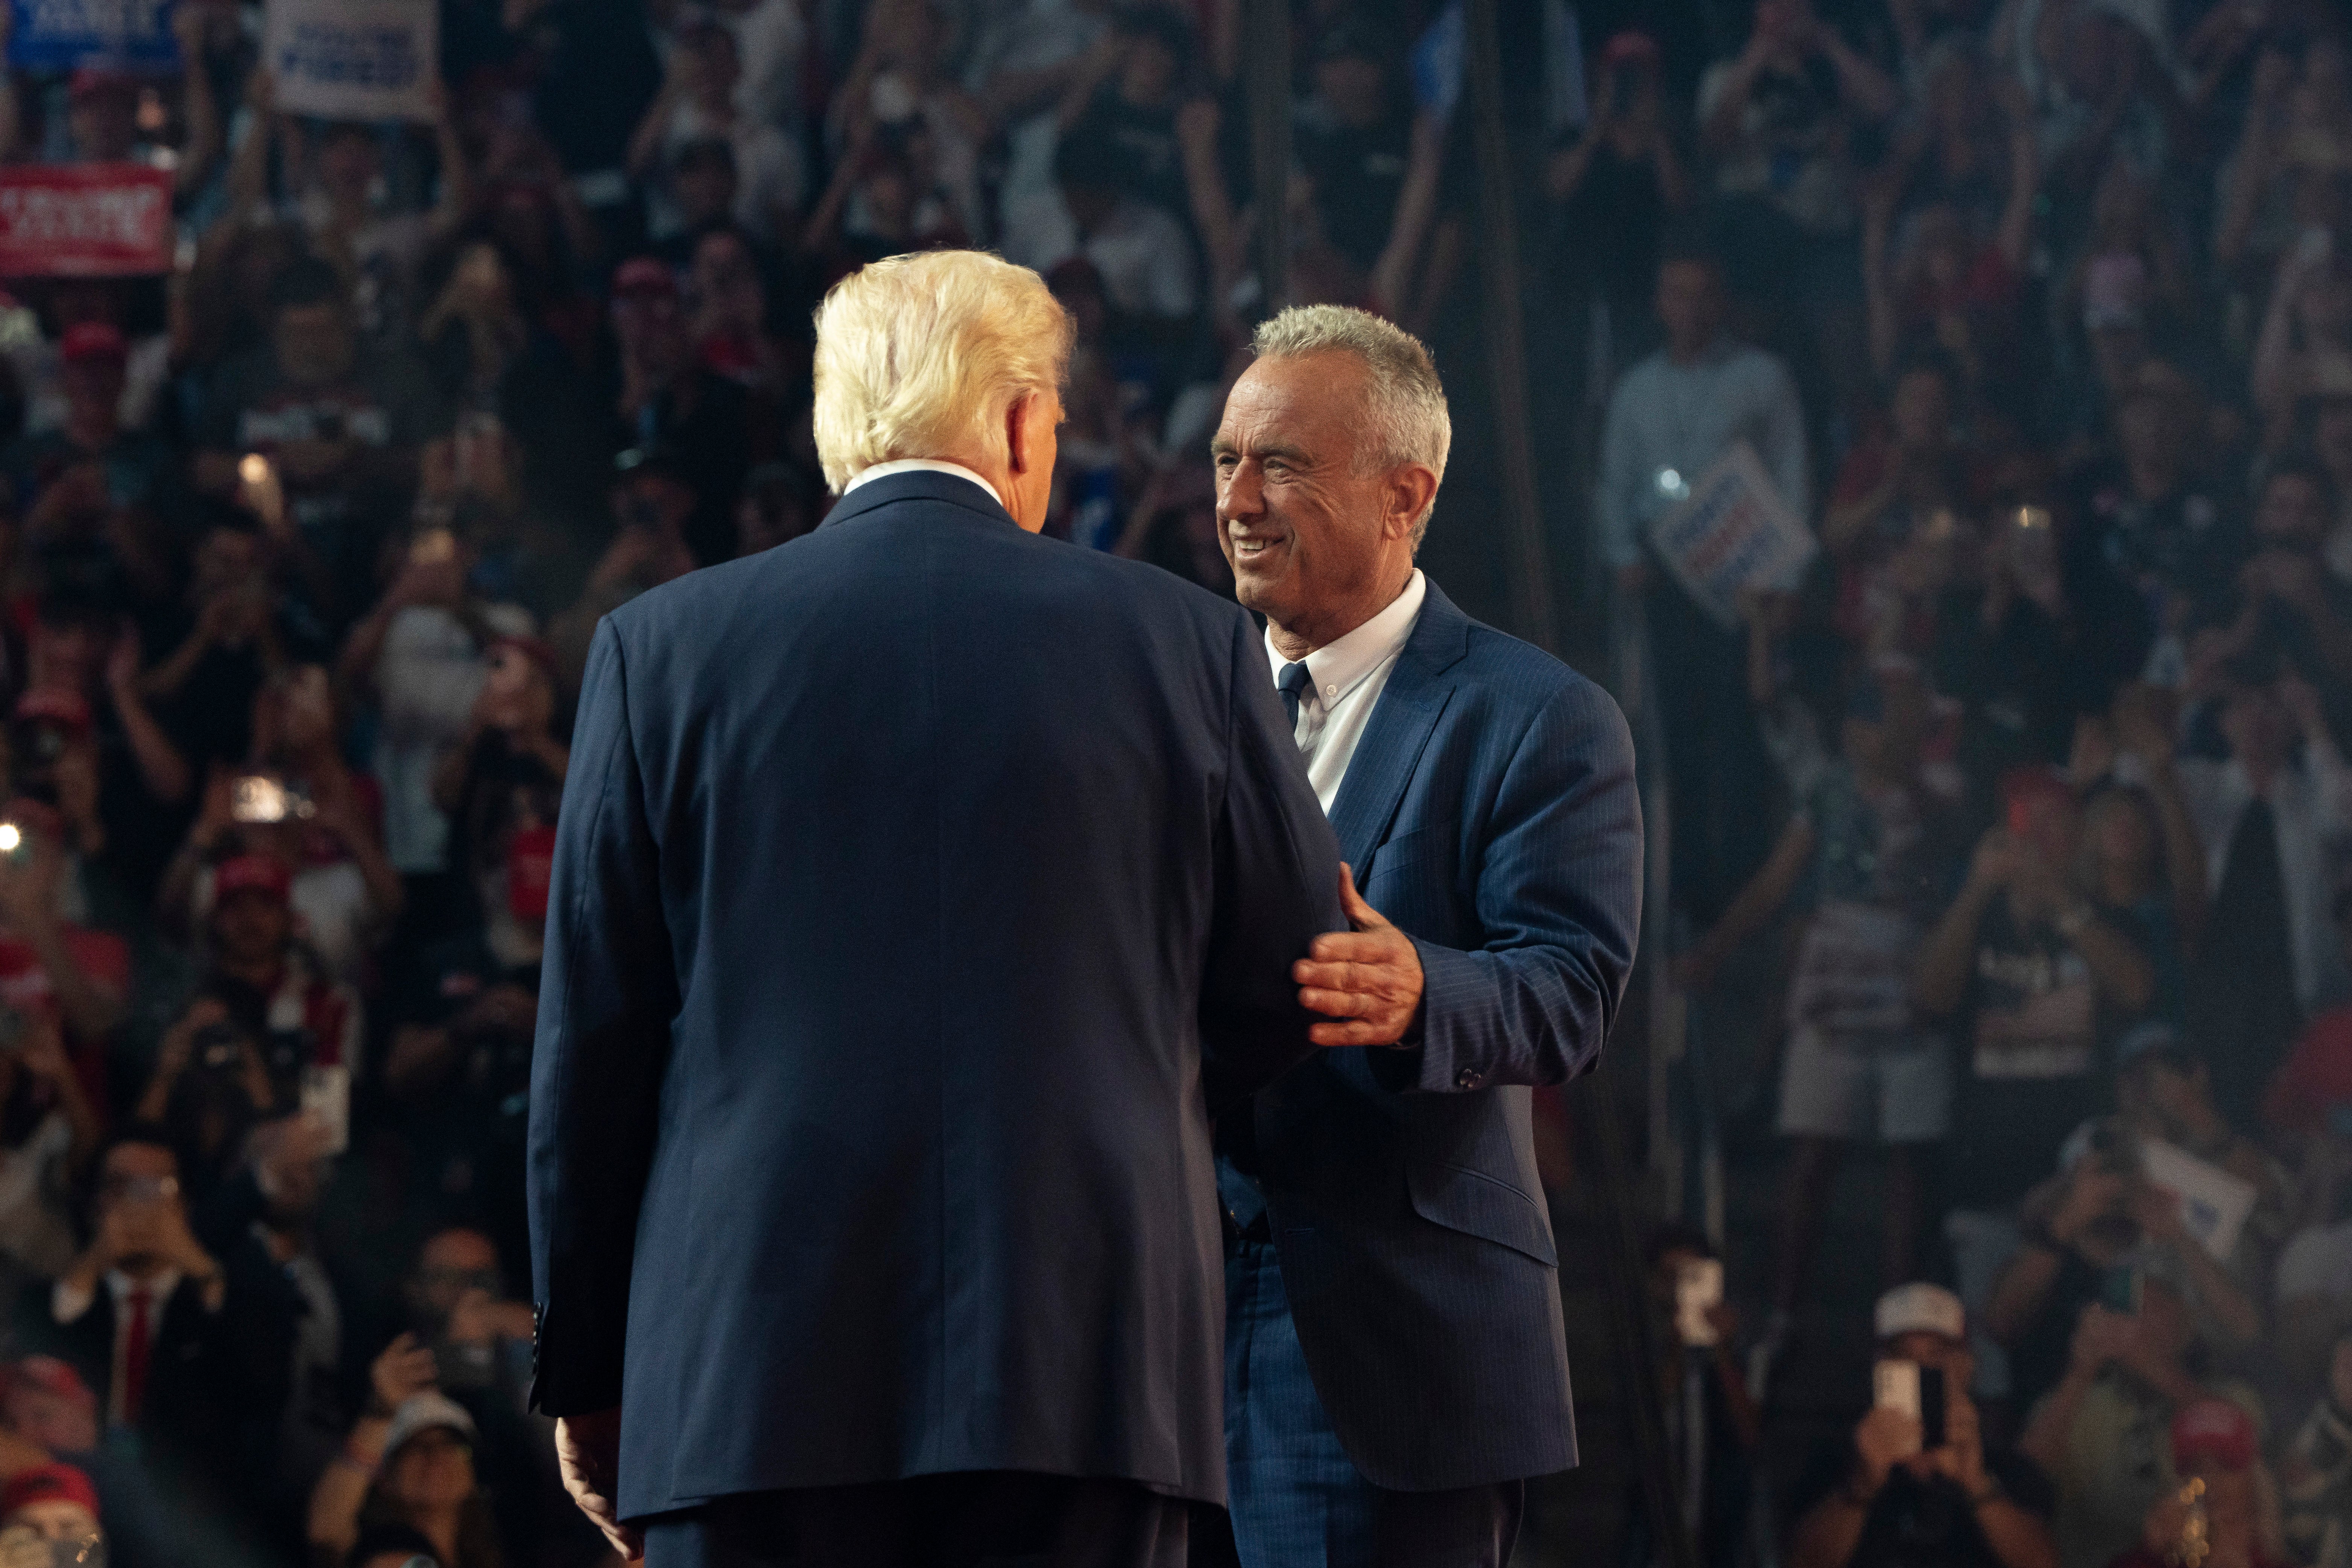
[1327,580,1470,872]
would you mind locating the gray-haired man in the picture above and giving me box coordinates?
[1207,305,1643,1566]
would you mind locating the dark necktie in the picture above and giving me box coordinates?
[1278,661,1314,731]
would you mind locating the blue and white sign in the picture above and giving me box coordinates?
[8,0,177,74]
[263,0,436,123]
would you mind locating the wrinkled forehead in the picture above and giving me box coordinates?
[1214,354,1371,458]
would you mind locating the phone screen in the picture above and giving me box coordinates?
[1919,1363,1948,1450]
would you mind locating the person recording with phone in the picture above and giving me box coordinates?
[337,518,533,936]
[1789,1285,2058,1568]
[27,1131,237,1511]
[154,663,403,987]
[0,1004,99,1293]
[137,858,360,1197]
[544,444,700,691]
[1987,1030,2281,1424]
[1631,1229,1758,1568]
[2019,1258,2262,1568]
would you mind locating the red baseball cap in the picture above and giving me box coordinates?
[4,1356,93,1413]
[2171,1399,2258,1474]
[214,854,292,904]
[59,322,128,365]
[14,687,91,735]
[611,257,678,300]
[0,1461,99,1521]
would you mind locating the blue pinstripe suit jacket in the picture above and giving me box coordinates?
[1248,578,1643,1491]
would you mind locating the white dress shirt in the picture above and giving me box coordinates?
[844,459,1006,514]
[1265,571,1428,813]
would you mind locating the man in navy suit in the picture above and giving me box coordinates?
[526,251,1345,1567]
[1207,305,1644,1566]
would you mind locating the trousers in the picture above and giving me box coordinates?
[1212,1238,1524,1568]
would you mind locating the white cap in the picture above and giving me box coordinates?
[381,1390,477,1460]
[1874,1282,1966,1343]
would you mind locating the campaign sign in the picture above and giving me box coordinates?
[8,0,176,73]
[264,0,437,123]
[1645,440,1818,629]
[0,164,173,277]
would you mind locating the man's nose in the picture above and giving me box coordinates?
[1219,463,1264,520]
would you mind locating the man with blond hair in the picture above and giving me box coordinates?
[1205,304,1641,1566]
[526,249,1345,1567]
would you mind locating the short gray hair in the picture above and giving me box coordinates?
[1249,304,1451,543]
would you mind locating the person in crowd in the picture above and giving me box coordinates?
[2174,667,2352,1126]
[545,447,700,688]
[0,1003,97,1297]
[626,17,804,247]
[1676,662,1961,1380]
[191,259,445,636]
[599,256,762,566]
[1296,20,1428,302]
[2107,1400,2291,1568]
[1547,30,1690,357]
[2020,1263,2262,1568]
[136,857,362,1199]
[0,1460,102,1548]
[338,522,533,917]
[1598,248,1808,923]
[1788,1283,2058,1568]
[1988,1026,2278,1415]
[2283,1334,2352,1568]
[308,1383,506,1568]
[1920,770,2159,1316]
[2,322,179,604]
[1629,1228,1759,1568]
[2265,887,2352,1147]
[25,1133,234,1493]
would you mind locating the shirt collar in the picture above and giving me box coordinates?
[843,459,1007,514]
[108,1268,179,1305]
[1264,570,1428,708]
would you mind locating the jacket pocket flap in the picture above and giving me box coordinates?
[1406,1161,1559,1266]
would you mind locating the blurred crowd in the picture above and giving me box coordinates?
[1588,0,2352,1566]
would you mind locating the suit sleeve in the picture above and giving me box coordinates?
[527,617,679,1416]
[1197,611,1346,1117]
[1401,677,1642,1093]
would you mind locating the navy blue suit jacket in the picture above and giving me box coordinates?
[1250,579,1642,1491]
[526,471,1344,1515]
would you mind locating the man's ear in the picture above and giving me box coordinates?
[1387,465,1439,541]
[1006,393,1041,478]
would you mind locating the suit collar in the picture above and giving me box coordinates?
[1325,578,1470,869]
[820,468,1021,531]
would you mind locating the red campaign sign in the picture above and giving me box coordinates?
[0,164,173,278]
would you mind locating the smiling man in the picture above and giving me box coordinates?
[1205,305,1644,1568]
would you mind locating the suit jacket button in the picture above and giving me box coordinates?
[1456,1068,1482,1089]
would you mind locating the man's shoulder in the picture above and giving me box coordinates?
[1444,606,1626,735]
[609,515,1251,654]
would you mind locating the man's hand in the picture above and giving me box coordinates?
[1296,865,1424,1047]
[557,1408,643,1561]
[1854,1405,1921,1494]
[370,1331,438,1412]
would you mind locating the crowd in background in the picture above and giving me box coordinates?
[0,0,2342,1564]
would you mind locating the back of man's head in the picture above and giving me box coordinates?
[810,250,1072,495]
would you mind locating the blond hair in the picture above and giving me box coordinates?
[1249,305,1450,542]
[811,250,1074,494]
